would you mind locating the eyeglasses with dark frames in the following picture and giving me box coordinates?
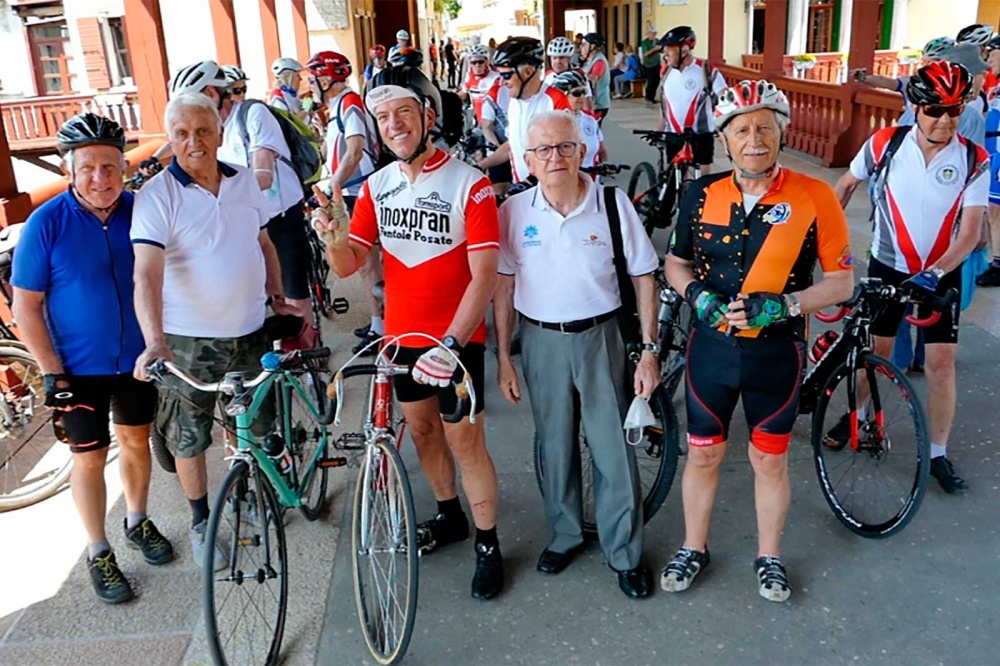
[525,141,579,160]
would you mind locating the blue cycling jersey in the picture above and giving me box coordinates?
[985,101,1000,154]
[11,189,146,376]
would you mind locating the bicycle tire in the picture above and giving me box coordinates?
[533,383,680,540]
[352,438,418,665]
[812,353,930,538]
[627,161,659,236]
[204,460,289,666]
[279,370,329,521]
[150,423,176,474]
[0,348,69,512]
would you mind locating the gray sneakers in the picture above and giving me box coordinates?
[190,520,228,572]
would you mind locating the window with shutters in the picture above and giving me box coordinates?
[28,21,73,95]
[77,16,111,90]
[104,17,132,86]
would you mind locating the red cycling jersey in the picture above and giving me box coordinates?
[349,149,500,345]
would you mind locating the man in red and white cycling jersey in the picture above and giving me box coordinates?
[459,45,500,123]
[543,37,594,104]
[478,37,572,184]
[657,26,726,174]
[836,62,988,494]
[312,66,505,600]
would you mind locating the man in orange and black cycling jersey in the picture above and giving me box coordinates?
[662,80,854,603]
[311,66,504,601]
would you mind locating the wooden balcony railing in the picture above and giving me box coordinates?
[1,93,141,153]
[742,50,919,84]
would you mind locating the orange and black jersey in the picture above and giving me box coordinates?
[671,168,853,341]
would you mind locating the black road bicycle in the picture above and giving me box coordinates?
[628,129,701,237]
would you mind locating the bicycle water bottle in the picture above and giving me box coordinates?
[262,434,293,476]
[808,330,839,364]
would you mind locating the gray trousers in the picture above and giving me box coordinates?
[521,317,643,570]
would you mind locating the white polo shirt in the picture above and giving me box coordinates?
[218,100,304,220]
[498,177,658,322]
[131,160,269,338]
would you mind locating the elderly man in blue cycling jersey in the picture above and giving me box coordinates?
[12,114,175,604]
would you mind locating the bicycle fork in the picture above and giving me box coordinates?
[844,349,886,452]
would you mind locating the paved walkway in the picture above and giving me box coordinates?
[2,99,999,665]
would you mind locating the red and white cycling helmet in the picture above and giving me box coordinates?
[714,79,791,130]
[306,51,352,82]
[370,44,387,60]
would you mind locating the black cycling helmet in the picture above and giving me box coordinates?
[365,65,442,164]
[906,60,972,107]
[986,34,1000,52]
[582,32,605,48]
[56,113,126,154]
[492,37,544,69]
[658,26,697,49]
[388,46,424,68]
[550,69,588,92]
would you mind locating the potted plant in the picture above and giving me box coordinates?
[896,49,921,65]
[792,54,817,71]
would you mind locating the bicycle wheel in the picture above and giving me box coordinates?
[204,460,289,666]
[0,348,69,512]
[150,422,176,474]
[812,353,930,538]
[627,161,659,236]
[534,384,680,539]
[352,438,418,665]
[280,371,329,520]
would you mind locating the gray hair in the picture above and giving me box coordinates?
[164,92,222,139]
[525,110,581,149]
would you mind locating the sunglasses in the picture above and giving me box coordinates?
[921,104,964,118]
[470,59,487,65]
[567,88,586,97]
[526,141,578,160]
[230,86,247,95]
[498,70,515,80]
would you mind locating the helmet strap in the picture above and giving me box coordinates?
[722,137,781,180]
[917,121,949,145]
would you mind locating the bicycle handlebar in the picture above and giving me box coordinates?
[148,347,331,394]
[582,163,631,177]
[813,279,958,328]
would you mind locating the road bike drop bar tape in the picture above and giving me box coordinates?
[326,366,475,426]
[814,281,959,327]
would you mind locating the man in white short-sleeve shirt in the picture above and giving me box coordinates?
[835,61,989,495]
[493,111,660,599]
[131,93,294,572]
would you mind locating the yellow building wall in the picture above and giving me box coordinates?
[651,0,708,49]
[906,0,979,49]
[978,0,1000,27]
[723,0,749,65]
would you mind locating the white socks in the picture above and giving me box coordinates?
[930,443,947,459]
[370,316,384,336]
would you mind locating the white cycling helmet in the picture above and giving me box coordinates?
[169,60,229,97]
[396,29,410,41]
[271,57,304,77]
[469,44,489,60]
[714,79,790,130]
[957,23,994,46]
[547,36,575,57]
[221,64,248,84]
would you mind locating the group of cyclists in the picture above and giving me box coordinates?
[6,17,989,616]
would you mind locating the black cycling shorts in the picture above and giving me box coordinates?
[58,373,157,454]
[685,327,804,455]
[390,343,485,418]
[267,203,311,300]
[868,258,961,344]
[690,131,716,166]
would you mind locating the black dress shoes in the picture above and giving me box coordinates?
[536,544,584,574]
[614,564,652,599]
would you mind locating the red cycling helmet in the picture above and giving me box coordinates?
[370,44,387,60]
[306,51,352,82]
[906,61,972,107]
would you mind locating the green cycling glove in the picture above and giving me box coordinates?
[738,292,788,329]
[684,281,729,328]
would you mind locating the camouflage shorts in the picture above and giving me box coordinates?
[156,328,274,459]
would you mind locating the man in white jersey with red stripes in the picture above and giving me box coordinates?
[312,66,505,600]
[836,62,988,494]
[657,26,726,174]
[478,37,572,184]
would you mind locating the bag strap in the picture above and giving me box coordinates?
[603,186,639,342]
[237,99,298,173]
[869,125,911,226]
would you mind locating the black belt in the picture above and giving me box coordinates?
[521,310,616,334]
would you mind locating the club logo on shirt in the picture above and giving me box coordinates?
[522,224,541,248]
[583,123,596,137]
[583,233,608,248]
[837,245,854,270]
[762,203,792,225]
[684,78,698,91]
[415,192,452,213]
[935,164,960,186]
[375,181,407,203]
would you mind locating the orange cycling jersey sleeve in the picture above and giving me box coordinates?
[810,179,854,273]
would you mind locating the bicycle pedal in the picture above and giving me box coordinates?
[331,297,349,314]
[318,456,348,468]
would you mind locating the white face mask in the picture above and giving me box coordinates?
[623,395,656,445]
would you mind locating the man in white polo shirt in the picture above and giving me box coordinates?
[493,111,660,599]
[131,92,293,571]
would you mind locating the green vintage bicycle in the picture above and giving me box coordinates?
[150,346,341,666]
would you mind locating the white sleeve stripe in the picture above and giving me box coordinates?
[468,241,500,251]
[349,234,374,249]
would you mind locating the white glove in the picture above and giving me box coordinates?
[411,346,458,387]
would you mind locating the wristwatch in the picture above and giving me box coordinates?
[929,266,946,279]
[642,342,661,356]
[266,294,285,307]
[442,335,464,354]
[785,293,802,317]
